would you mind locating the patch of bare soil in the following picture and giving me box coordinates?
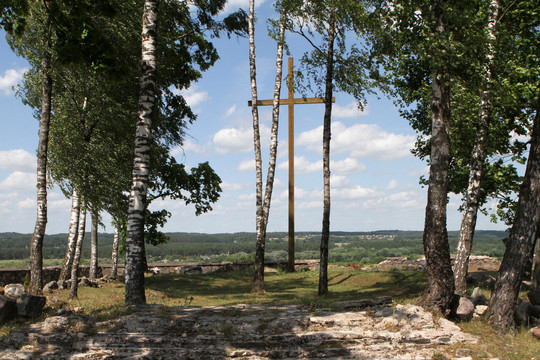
[0,303,477,359]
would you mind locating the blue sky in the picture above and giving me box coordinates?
[0,0,506,234]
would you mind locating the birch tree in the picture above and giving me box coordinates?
[124,0,159,305]
[248,0,287,292]
[453,0,499,296]
[58,188,80,283]
[69,204,86,299]
[284,0,376,295]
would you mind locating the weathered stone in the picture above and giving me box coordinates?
[474,305,488,318]
[16,294,46,318]
[450,295,475,321]
[43,281,58,293]
[334,296,393,310]
[4,284,25,298]
[57,279,70,290]
[527,289,540,306]
[78,277,97,287]
[471,287,488,306]
[532,327,540,340]
[178,265,203,275]
[0,295,17,325]
[515,302,533,327]
[0,303,478,359]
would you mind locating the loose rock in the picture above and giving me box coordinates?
[532,327,540,340]
[471,287,488,306]
[451,295,475,321]
[43,281,58,293]
[16,294,46,318]
[4,284,25,298]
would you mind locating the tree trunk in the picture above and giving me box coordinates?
[533,224,540,289]
[89,212,98,281]
[59,188,80,283]
[454,0,499,296]
[249,0,264,293]
[487,94,540,334]
[318,17,335,296]
[69,206,86,299]
[29,17,52,296]
[421,69,454,313]
[125,0,158,305]
[111,221,120,279]
[262,18,285,267]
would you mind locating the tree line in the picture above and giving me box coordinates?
[1,0,538,334]
[0,230,507,264]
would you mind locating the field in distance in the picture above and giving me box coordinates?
[0,230,507,269]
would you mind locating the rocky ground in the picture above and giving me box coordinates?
[0,302,479,360]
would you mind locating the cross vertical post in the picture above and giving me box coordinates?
[247,57,334,273]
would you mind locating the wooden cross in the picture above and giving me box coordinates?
[248,57,335,272]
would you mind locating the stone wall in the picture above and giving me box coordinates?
[0,260,319,285]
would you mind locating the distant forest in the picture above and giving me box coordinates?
[0,230,507,266]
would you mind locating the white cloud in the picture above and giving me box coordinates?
[333,102,368,118]
[176,86,209,107]
[0,68,26,95]
[331,158,366,174]
[278,156,322,174]
[278,156,365,175]
[297,122,415,160]
[0,171,36,191]
[362,191,422,210]
[0,149,35,172]
[221,181,248,191]
[224,105,237,118]
[331,175,350,188]
[214,127,253,153]
[213,125,271,154]
[334,185,381,200]
[237,159,255,172]
[221,0,266,13]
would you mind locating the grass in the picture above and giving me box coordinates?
[1,267,539,359]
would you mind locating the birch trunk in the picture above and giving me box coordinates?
[421,69,454,313]
[69,206,86,299]
[454,0,499,296]
[111,221,120,279]
[248,0,265,293]
[487,94,540,334]
[29,17,52,296]
[125,0,158,305]
[318,18,335,296]
[420,2,455,313]
[59,188,80,283]
[89,212,99,281]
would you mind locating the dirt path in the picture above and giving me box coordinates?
[0,303,477,359]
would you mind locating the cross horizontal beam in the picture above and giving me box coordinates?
[248,97,335,106]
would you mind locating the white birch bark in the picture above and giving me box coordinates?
[319,17,335,296]
[29,15,52,295]
[89,212,99,281]
[59,188,80,283]
[69,205,87,299]
[249,0,265,293]
[111,221,120,279]
[125,0,158,305]
[454,0,499,296]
